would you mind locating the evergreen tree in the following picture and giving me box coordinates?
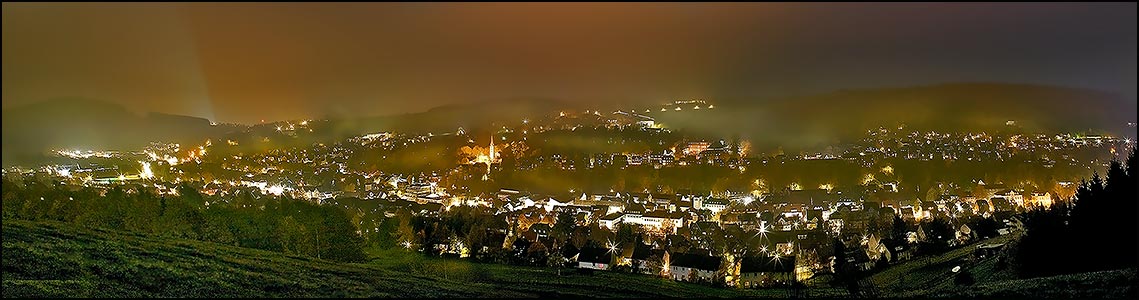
[1013,145,1137,277]
[891,215,909,241]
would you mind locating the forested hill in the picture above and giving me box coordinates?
[656,82,1136,149]
[5,83,1134,166]
[1,98,241,166]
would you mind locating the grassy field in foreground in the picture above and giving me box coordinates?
[909,268,1136,298]
[3,219,1133,298]
[867,233,1019,294]
[2,220,525,298]
[2,220,806,298]
[866,232,1135,298]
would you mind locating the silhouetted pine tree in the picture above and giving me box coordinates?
[1014,145,1137,277]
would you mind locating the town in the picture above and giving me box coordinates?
[4,100,1131,291]
[5,3,1136,298]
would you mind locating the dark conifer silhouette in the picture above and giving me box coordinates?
[1012,146,1137,277]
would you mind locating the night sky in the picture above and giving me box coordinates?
[3,3,1135,124]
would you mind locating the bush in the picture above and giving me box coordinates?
[954,271,975,286]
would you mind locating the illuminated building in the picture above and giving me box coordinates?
[683,141,711,156]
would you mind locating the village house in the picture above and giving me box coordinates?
[630,243,668,275]
[739,255,796,288]
[668,252,721,283]
[695,198,730,214]
[598,212,623,230]
[1026,192,1053,208]
[577,246,615,270]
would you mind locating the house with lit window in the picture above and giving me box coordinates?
[1026,192,1053,208]
[695,198,729,214]
[599,213,623,230]
[739,255,795,288]
[577,246,615,270]
[669,253,721,283]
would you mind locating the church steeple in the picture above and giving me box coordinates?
[489,136,495,162]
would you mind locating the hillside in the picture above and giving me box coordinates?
[326,97,568,137]
[2,220,514,297]
[654,82,1136,149]
[913,269,1136,298]
[0,98,240,166]
[5,83,1133,165]
[0,220,787,298]
[3,219,1134,298]
[865,232,1136,298]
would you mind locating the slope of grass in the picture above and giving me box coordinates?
[1,220,796,298]
[867,232,1135,298]
[868,233,1018,293]
[5,219,1132,298]
[368,252,850,298]
[905,268,1136,298]
[2,220,524,298]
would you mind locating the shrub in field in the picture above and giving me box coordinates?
[954,271,975,286]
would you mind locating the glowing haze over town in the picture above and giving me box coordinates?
[2,2,1136,298]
